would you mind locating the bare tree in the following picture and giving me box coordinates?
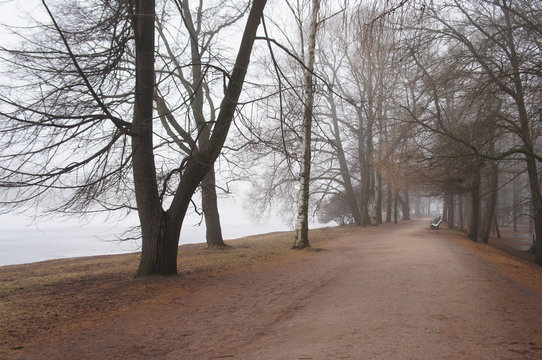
[153,1,250,248]
[0,0,268,275]
[292,0,321,249]
[421,0,542,262]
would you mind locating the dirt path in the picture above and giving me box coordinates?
[11,220,542,359]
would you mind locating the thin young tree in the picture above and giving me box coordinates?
[292,0,321,249]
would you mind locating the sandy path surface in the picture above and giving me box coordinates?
[12,220,542,359]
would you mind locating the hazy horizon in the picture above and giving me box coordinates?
[0,197,296,267]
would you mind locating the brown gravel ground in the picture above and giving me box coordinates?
[2,220,542,359]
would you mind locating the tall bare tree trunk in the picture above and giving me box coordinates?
[359,153,372,226]
[201,168,225,248]
[493,216,502,239]
[293,0,320,249]
[400,191,410,221]
[360,132,374,227]
[132,0,178,276]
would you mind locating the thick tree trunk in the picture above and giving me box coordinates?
[355,105,371,227]
[400,191,410,221]
[514,82,542,261]
[525,155,542,264]
[293,0,319,249]
[512,79,542,262]
[493,216,502,239]
[469,166,481,241]
[201,167,226,248]
[132,0,180,276]
[360,128,374,226]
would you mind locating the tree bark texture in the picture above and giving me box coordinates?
[354,106,372,227]
[293,0,320,249]
[136,0,267,275]
[359,138,373,226]
[131,0,178,276]
[493,216,502,239]
[202,168,225,248]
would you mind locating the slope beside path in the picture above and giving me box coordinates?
[9,220,542,359]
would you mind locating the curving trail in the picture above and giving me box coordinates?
[12,220,542,359]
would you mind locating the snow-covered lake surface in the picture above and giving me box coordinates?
[0,201,292,266]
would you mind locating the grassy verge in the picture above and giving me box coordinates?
[451,231,542,293]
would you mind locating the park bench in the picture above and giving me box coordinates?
[430,216,442,229]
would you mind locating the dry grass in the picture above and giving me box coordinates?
[451,231,542,293]
[0,225,360,353]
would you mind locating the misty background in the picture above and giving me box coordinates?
[0,195,291,266]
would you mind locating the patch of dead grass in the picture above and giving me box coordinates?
[451,231,542,293]
[0,225,360,353]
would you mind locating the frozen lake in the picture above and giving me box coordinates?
[0,201,293,266]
